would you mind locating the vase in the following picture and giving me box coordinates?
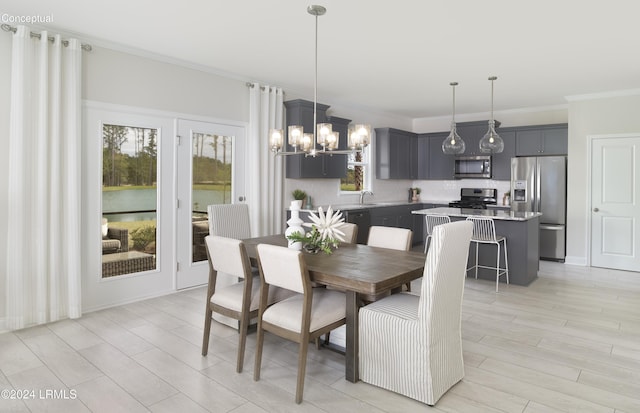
[285,200,304,250]
[303,244,320,254]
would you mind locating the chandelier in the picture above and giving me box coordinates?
[268,5,371,156]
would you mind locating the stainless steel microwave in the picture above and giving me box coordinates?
[454,156,492,179]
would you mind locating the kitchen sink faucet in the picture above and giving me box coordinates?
[359,190,373,205]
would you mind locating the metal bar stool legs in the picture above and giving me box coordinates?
[466,216,509,292]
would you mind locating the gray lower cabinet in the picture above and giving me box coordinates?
[369,204,424,245]
[287,204,425,246]
[515,124,568,156]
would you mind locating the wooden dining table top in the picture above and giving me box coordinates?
[242,234,426,295]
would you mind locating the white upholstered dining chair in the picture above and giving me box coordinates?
[359,220,473,406]
[367,225,413,292]
[201,236,254,372]
[202,236,292,372]
[367,226,412,251]
[253,243,346,404]
[206,203,252,328]
[337,222,358,244]
[207,203,251,239]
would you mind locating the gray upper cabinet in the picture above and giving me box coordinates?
[284,99,348,179]
[375,128,418,179]
[491,129,516,180]
[515,124,568,156]
[428,132,454,180]
[417,134,430,179]
[456,121,495,156]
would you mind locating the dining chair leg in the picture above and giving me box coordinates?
[202,305,213,356]
[236,312,249,373]
[253,325,265,381]
[296,339,310,404]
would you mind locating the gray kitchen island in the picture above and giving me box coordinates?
[413,207,542,286]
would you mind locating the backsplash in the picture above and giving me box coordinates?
[284,178,511,208]
[413,179,511,205]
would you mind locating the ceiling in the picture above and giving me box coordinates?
[5,0,640,119]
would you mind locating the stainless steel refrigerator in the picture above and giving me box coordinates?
[511,156,567,261]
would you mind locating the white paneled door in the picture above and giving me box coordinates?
[591,136,640,271]
[176,119,246,289]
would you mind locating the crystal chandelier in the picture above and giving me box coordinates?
[442,82,465,154]
[479,76,504,154]
[268,5,370,156]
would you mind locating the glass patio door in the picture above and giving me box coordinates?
[176,119,246,289]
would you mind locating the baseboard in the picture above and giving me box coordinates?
[564,256,588,266]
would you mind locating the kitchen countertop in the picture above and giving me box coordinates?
[412,207,542,221]
[294,201,425,212]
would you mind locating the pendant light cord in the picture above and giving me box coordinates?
[313,12,318,150]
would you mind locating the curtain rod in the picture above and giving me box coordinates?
[246,83,286,92]
[1,23,92,51]
[246,82,266,90]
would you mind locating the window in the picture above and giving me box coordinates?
[191,132,233,263]
[102,124,158,278]
[340,147,370,192]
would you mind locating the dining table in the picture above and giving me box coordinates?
[242,234,426,382]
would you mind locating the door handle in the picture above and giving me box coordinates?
[593,207,599,212]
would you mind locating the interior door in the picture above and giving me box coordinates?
[591,136,640,271]
[176,119,246,289]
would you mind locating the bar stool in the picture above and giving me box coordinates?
[423,214,451,253]
[465,216,509,292]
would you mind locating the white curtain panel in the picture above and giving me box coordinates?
[247,83,285,236]
[5,26,82,330]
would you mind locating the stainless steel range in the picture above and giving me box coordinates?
[448,188,498,209]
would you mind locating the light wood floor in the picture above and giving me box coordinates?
[1,261,640,412]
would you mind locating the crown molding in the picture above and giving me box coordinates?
[565,88,640,102]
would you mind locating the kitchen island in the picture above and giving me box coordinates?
[413,207,542,286]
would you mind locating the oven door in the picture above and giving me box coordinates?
[454,156,491,179]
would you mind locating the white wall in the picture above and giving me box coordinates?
[566,93,640,265]
[84,46,249,120]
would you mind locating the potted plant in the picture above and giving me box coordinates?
[503,190,511,206]
[411,187,421,202]
[292,189,307,208]
[286,206,344,254]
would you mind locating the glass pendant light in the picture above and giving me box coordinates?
[479,76,504,154]
[442,82,465,154]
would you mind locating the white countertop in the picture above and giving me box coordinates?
[412,207,542,221]
[294,201,423,212]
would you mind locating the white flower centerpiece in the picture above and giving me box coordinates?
[286,206,345,254]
